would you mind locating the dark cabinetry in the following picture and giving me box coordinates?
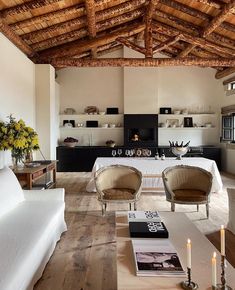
[56,146,221,172]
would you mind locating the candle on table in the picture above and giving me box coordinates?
[187,238,191,269]
[220,225,225,256]
[211,252,217,287]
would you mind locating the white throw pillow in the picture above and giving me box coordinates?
[227,188,235,235]
[0,167,25,218]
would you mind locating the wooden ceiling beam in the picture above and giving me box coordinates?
[0,18,35,57]
[32,9,144,51]
[202,0,235,37]
[10,4,85,33]
[152,22,235,58]
[21,0,145,44]
[144,0,159,58]
[195,0,226,9]
[37,22,145,59]
[153,34,181,54]
[0,0,64,17]
[215,67,235,79]
[179,1,235,57]
[85,0,97,58]
[153,33,219,59]
[153,9,235,50]
[10,0,134,32]
[159,0,235,34]
[117,37,146,54]
[49,57,235,68]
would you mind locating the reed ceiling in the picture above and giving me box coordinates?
[0,0,235,78]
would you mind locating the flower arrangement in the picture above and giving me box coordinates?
[0,115,40,165]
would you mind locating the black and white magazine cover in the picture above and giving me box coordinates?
[132,239,186,277]
[127,211,161,222]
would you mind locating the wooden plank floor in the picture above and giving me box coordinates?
[34,172,235,290]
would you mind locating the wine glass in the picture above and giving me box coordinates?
[112,150,116,157]
[117,149,122,157]
[125,149,130,157]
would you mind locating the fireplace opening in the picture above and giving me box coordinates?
[124,114,158,147]
[129,128,155,142]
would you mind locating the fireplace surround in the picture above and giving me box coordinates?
[124,114,158,147]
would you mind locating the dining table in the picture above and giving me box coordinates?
[86,157,223,193]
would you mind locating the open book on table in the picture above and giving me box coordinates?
[132,238,186,277]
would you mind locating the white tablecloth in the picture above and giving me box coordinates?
[86,157,223,193]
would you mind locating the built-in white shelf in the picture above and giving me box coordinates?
[158,127,216,130]
[60,127,123,130]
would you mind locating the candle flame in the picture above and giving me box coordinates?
[213,252,216,258]
[221,225,224,230]
[187,238,191,244]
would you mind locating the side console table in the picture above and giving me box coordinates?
[12,160,57,190]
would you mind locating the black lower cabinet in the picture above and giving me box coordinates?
[56,146,221,172]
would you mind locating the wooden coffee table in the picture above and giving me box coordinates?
[116,212,235,289]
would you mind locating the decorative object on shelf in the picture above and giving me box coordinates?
[106,107,119,114]
[174,110,181,115]
[106,140,115,147]
[101,123,108,128]
[160,107,171,114]
[0,115,40,168]
[166,119,179,128]
[86,120,98,127]
[63,120,75,127]
[64,108,76,114]
[77,123,84,127]
[85,106,99,114]
[63,137,78,147]
[169,141,190,160]
[182,109,188,115]
[99,111,105,115]
[109,123,116,128]
[184,117,193,127]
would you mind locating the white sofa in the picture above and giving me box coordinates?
[0,166,67,290]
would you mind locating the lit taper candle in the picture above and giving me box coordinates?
[212,252,217,287]
[220,225,225,256]
[187,238,191,269]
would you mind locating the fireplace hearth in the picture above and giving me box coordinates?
[124,114,158,147]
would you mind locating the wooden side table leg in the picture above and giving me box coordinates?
[27,174,33,190]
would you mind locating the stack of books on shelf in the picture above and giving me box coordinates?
[127,211,185,277]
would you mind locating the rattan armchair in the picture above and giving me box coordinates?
[162,165,213,218]
[94,165,142,215]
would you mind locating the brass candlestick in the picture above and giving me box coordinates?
[181,267,198,290]
[216,255,232,290]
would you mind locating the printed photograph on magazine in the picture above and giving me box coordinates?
[136,251,183,271]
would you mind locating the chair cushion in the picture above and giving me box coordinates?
[173,189,207,202]
[103,188,135,200]
[0,167,25,218]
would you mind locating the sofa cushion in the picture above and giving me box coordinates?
[0,200,66,290]
[0,167,25,218]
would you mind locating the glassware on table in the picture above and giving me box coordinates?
[146,149,152,157]
[117,149,122,157]
[129,149,134,157]
[125,149,130,157]
[112,150,116,157]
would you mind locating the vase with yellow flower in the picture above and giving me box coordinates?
[0,115,40,168]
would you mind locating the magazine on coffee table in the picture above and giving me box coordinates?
[128,211,161,222]
[132,239,186,277]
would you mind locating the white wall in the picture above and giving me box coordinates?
[0,33,35,168]
[35,64,57,160]
[57,50,124,114]
[158,66,223,145]
[123,47,158,114]
[58,48,224,147]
